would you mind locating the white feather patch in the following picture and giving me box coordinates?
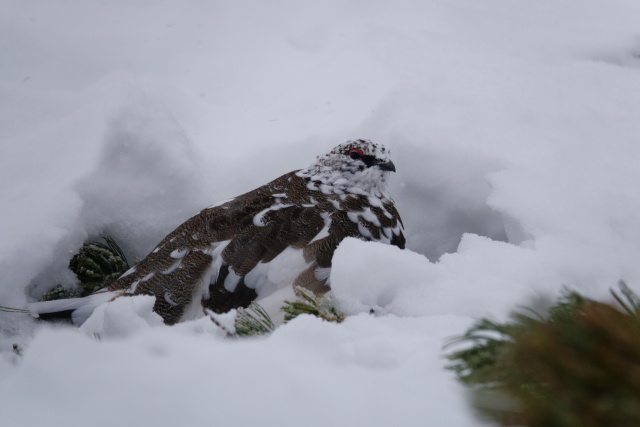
[309,213,331,244]
[314,267,331,281]
[360,207,381,226]
[162,259,183,275]
[164,291,178,307]
[378,229,392,244]
[253,207,271,226]
[170,248,188,259]
[253,204,293,226]
[367,196,384,208]
[357,222,372,239]
[119,266,137,278]
[203,240,231,293]
[128,279,141,294]
[141,272,155,282]
[27,290,121,325]
[244,246,312,297]
[182,240,231,322]
[320,184,332,194]
[223,267,242,292]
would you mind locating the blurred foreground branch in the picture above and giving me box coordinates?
[447,282,640,427]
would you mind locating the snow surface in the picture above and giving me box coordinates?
[2,1,640,426]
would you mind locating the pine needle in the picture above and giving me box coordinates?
[234,302,276,336]
[610,280,640,318]
[0,305,30,314]
[281,287,345,323]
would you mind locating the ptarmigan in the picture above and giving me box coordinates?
[31,139,405,325]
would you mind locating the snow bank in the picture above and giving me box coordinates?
[332,236,555,320]
[0,306,481,427]
[3,0,640,426]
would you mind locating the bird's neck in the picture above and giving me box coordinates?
[295,167,391,199]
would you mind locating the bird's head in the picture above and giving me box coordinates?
[297,139,397,197]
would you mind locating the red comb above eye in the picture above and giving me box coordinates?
[348,148,364,155]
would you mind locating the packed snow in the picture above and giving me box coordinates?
[2,1,640,426]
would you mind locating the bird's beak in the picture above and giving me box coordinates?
[376,160,396,172]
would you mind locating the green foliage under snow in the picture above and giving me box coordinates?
[447,282,640,427]
[41,236,130,301]
[232,287,345,337]
[234,302,276,336]
[281,287,345,324]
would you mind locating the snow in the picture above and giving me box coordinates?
[2,0,640,426]
[1,313,477,427]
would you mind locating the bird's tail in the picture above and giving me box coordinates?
[28,290,122,325]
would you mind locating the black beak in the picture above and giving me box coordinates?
[376,160,396,172]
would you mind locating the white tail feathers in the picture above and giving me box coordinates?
[28,290,121,325]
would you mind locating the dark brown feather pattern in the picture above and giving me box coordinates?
[101,140,404,324]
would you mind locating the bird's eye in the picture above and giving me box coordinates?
[347,148,364,159]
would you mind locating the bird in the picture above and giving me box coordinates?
[30,139,405,325]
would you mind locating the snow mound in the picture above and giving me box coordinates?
[80,295,164,338]
[0,312,480,427]
[331,236,552,320]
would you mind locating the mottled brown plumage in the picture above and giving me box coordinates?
[32,139,405,325]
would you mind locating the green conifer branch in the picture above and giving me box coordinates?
[41,235,131,301]
[447,282,640,426]
[230,288,346,337]
[281,287,345,323]
[234,302,276,336]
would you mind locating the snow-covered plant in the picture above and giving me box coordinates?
[41,236,130,301]
[69,236,130,294]
[39,284,83,301]
[234,303,276,336]
[447,282,640,427]
[231,287,345,337]
[281,287,345,324]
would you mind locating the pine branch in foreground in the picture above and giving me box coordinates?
[446,282,640,427]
